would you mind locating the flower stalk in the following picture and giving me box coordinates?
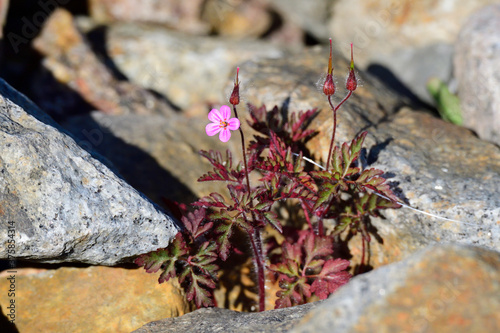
[230,68,266,312]
[324,41,357,172]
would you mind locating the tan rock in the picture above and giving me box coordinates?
[293,244,500,333]
[0,266,192,333]
[89,0,209,34]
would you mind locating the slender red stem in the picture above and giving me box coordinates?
[335,91,353,113]
[300,200,313,230]
[325,91,352,172]
[233,105,252,198]
[325,95,337,173]
[248,228,266,311]
[233,105,266,312]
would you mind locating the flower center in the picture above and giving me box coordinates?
[220,120,228,128]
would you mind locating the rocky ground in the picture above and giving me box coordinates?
[0,1,499,332]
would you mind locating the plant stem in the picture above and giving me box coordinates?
[300,200,313,230]
[335,91,352,113]
[325,95,337,172]
[233,105,266,311]
[233,105,252,198]
[248,228,266,312]
[325,91,352,172]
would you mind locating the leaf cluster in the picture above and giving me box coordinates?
[269,230,351,308]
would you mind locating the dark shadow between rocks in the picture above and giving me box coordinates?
[367,63,435,112]
[0,309,19,333]
[217,232,260,312]
[0,0,89,95]
[62,114,199,208]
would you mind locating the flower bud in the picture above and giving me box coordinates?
[229,67,240,105]
[323,39,336,96]
[345,43,357,92]
[323,74,336,96]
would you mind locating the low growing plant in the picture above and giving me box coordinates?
[135,39,402,311]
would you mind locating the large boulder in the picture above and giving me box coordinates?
[0,266,191,332]
[0,78,178,265]
[454,4,500,146]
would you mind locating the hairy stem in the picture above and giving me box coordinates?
[325,91,353,172]
[233,105,266,311]
[325,95,337,172]
[249,228,266,312]
[335,91,353,114]
[233,105,252,197]
[300,200,313,230]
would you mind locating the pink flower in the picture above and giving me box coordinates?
[205,105,240,142]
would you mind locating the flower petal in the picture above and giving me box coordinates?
[219,128,231,142]
[208,109,222,123]
[219,105,231,120]
[227,117,240,131]
[206,123,221,136]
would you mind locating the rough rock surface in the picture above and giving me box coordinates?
[0,78,178,265]
[365,108,500,252]
[89,0,209,34]
[104,22,285,109]
[0,266,191,333]
[133,302,320,333]
[454,4,500,146]
[133,244,500,333]
[292,244,500,333]
[291,245,500,333]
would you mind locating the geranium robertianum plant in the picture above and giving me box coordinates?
[135,39,402,311]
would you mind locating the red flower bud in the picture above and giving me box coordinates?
[229,67,240,105]
[323,74,336,96]
[323,39,336,96]
[345,43,357,92]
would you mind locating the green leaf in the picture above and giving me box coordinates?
[263,211,283,233]
[350,131,367,158]
[427,78,463,125]
[135,233,188,284]
[215,221,234,261]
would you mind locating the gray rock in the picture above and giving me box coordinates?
[368,42,454,105]
[104,23,285,109]
[133,244,500,333]
[132,302,320,333]
[0,78,179,265]
[268,0,332,40]
[367,107,500,253]
[292,244,500,333]
[454,4,500,146]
